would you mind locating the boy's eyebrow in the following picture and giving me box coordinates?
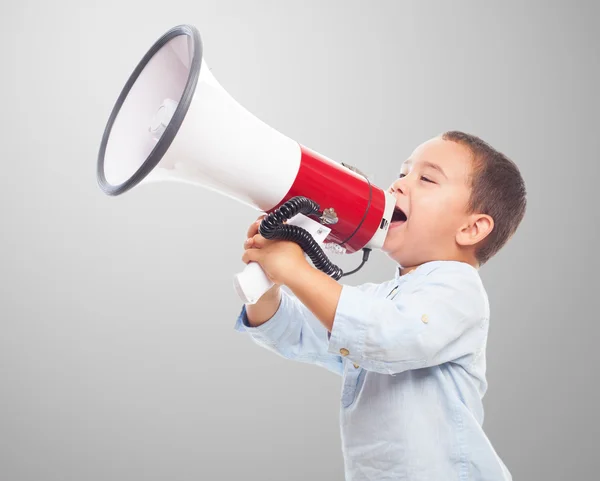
[400,160,448,180]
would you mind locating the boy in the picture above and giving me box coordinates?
[234,131,527,480]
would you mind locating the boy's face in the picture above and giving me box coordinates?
[382,137,475,267]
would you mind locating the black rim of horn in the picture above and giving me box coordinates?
[96,24,203,196]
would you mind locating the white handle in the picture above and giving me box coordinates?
[233,261,275,305]
[233,213,332,304]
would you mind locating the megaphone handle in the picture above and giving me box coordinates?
[232,260,276,305]
[233,213,330,305]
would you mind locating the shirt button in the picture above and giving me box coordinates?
[353,363,360,369]
[340,348,350,356]
[421,314,429,324]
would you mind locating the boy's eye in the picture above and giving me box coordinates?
[399,173,435,183]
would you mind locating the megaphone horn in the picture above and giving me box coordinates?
[97,24,396,304]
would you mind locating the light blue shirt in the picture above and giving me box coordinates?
[234,260,511,481]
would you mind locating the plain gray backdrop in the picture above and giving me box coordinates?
[1,1,598,480]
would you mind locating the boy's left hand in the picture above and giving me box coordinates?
[242,233,309,285]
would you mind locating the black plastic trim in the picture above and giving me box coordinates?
[97,24,202,196]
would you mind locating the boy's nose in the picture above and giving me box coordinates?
[389,179,406,196]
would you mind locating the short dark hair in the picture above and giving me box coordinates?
[441,131,527,266]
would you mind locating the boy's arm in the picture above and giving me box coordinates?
[245,284,283,327]
[286,262,489,375]
[234,284,343,376]
[285,266,341,332]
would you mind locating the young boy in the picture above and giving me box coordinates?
[234,131,527,481]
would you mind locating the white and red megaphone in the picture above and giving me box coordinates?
[97,24,397,304]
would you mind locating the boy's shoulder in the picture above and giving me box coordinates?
[410,260,490,320]
[347,260,490,324]
[401,260,484,292]
[409,260,480,279]
[356,260,485,298]
[370,260,489,319]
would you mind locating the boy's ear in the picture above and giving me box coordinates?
[456,213,494,247]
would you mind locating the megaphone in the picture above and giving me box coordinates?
[97,24,397,304]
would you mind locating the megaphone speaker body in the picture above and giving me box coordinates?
[97,24,396,283]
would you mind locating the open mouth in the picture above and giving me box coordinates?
[391,206,407,223]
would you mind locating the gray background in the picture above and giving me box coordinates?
[1,1,598,480]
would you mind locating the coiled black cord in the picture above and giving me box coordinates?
[258,196,371,280]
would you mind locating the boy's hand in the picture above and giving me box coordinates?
[242,215,342,333]
[242,215,309,286]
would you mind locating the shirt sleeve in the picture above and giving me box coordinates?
[234,287,344,376]
[327,265,489,375]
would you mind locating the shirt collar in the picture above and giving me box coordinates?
[394,266,402,280]
[394,265,416,280]
[395,264,421,279]
[394,260,478,281]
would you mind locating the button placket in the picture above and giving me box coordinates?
[341,360,364,407]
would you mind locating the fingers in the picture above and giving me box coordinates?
[243,234,264,250]
[246,222,258,239]
[241,246,259,265]
[243,232,273,251]
[246,214,267,238]
[245,214,269,249]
